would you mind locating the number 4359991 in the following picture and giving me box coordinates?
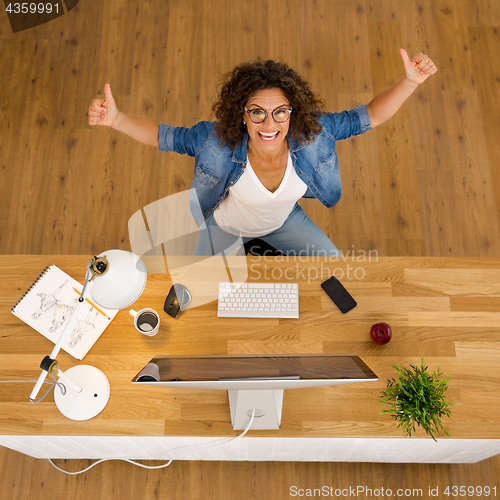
[444,486,497,497]
[6,3,60,14]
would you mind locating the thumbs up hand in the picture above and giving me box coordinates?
[400,49,437,85]
[88,83,119,127]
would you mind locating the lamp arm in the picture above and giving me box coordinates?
[29,367,51,401]
[55,368,83,393]
[29,262,95,401]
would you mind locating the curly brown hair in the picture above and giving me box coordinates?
[212,60,325,148]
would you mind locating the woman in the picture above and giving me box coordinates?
[88,49,436,256]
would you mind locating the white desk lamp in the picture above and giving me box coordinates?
[29,250,147,421]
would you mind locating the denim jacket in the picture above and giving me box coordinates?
[158,104,371,224]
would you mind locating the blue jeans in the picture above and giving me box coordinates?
[194,203,342,256]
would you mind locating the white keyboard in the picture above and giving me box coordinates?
[217,282,299,318]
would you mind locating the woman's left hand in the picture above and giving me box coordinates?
[400,49,437,84]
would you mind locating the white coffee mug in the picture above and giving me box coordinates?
[129,308,160,336]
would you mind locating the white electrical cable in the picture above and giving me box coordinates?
[48,409,257,475]
[1,379,257,474]
[0,379,62,404]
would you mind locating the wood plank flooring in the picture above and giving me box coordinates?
[0,448,499,500]
[1,0,499,257]
[1,0,499,497]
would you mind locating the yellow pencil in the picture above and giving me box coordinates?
[72,288,110,319]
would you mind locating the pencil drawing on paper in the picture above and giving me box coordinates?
[69,307,100,348]
[48,298,78,333]
[28,277,101,348]
[31,279,69,319]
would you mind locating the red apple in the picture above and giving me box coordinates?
[370,322,392,345]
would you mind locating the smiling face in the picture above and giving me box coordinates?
[244,88,291,157]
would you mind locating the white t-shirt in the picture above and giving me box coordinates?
[214,152,308,237]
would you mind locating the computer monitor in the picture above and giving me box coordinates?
[132,353,378,430]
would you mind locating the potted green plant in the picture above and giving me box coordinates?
[380,358,454,441]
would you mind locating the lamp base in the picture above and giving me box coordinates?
[54,365,110,421]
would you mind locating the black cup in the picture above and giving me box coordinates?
[137,312,159,332]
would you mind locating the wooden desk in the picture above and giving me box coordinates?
[1,256,499,463]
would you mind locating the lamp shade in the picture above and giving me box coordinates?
[89,250,147,309]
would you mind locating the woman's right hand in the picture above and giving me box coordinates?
[88,83,119,127]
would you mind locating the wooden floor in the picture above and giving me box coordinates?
[1,0,500,257]
[1,0,499,497]
[0,449,499,500]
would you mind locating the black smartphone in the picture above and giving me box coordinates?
[320,276,357,314]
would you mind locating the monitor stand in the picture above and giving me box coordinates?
[228,390,284,430]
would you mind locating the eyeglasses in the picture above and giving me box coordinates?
[244,106,292,124]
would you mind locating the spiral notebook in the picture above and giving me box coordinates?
[12,265,119,360]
